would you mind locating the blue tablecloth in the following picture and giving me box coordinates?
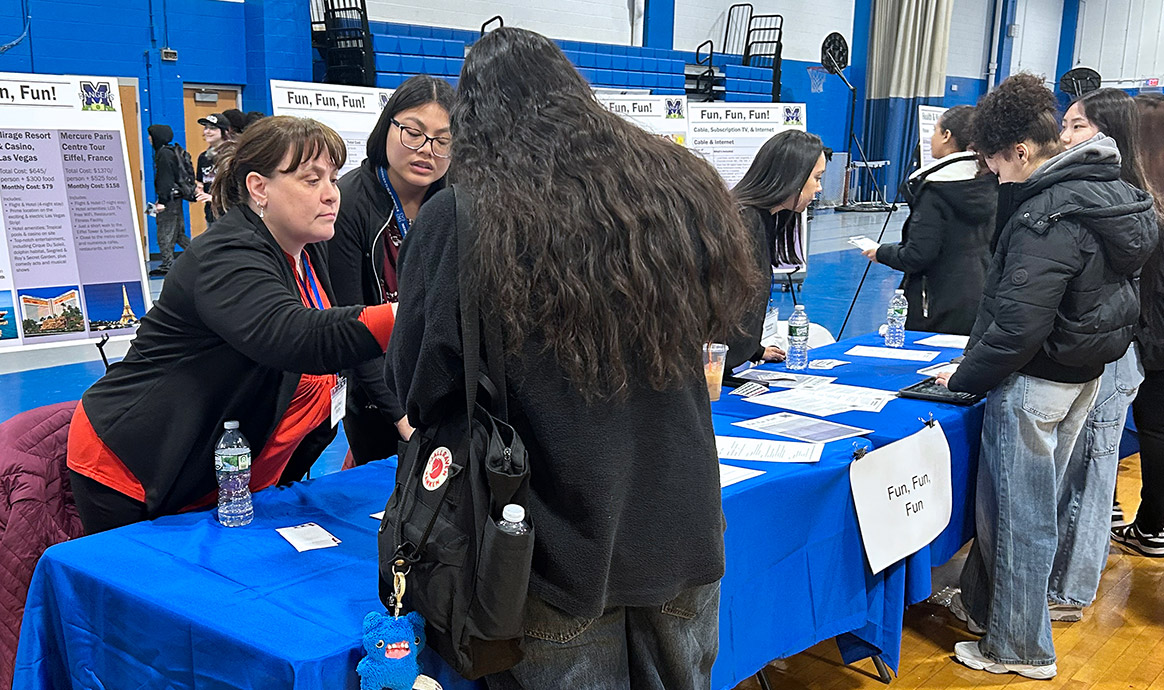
[15,331,981,690]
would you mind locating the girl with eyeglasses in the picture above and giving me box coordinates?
[327,76,454,467]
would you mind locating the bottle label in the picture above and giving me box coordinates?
[892,307,907,317]
[216,451,251,472]
[790,324,808,339]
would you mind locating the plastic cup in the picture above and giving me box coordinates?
[703,343,729,402]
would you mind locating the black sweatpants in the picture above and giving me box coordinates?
[69,470,149,535]
[1133,369,1164,531]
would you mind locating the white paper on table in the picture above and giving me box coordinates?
[914,334,970,349]
[845,345,941,362]
[809,359,850,370]
[276,522,342,552]
[733,412,873,444]
[370,510,386,520]
[917,361,960,377]
[848,236,880,252]
[729,381,769,398]
[745,383,897,416]
[761,308,781,346]
[849,422,952,574]
[719,463,766,488]
[734,370,835,389]
[716,435,824,463]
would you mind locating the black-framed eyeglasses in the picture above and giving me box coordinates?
[391,119,452,159]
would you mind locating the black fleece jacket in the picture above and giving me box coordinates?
[79,206,385,516]
[388,189,725,619]
[148,124,179,202]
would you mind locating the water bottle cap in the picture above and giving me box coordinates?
[794,305,805,311]
[224,420,239,430]
[502,504,525,523]
[895,289,905,295]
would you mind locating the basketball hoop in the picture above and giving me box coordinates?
[808,65,829,93]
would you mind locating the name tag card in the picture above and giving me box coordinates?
[849,422,952,574]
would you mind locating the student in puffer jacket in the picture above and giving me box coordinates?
[937,74,1158,680]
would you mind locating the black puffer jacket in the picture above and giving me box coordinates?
[949,136,1159,395]
[876,152,997,335]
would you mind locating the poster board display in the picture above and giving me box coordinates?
[596,94,689,145]
[0,72,151,352]
[269,80,395,177]
[918,105,947,169]
[687,103,810,276]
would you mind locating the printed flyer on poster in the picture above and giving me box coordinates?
[0,72,150,352]
[918,105,947,169]
[270,80,395,177]
[686,103,808,188]
[596,94,689,145]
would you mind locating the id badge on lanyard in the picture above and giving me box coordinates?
[297,253,347,428]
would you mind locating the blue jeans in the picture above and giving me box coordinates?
[1049,345,1143,606]
[484,581,720,690]
[960,373,1099,665]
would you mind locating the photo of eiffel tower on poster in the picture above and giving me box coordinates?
[82,281,146,332]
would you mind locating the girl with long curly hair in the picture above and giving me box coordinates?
[388,26,760,690]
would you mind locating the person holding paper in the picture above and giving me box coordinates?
[730,130,827,365]
[389,28,761,690]
[327,76,454,466]
[935,75,1157,679]
[1047,88,1154,619]
[67,117,398,534]
[860,106,996,335]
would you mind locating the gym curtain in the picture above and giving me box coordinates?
[864,0,955,200]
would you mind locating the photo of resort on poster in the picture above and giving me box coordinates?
[82,281,144,332]
[17,286,85,337]
[0,291,16,341]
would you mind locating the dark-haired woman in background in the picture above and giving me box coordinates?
[1048,88,1152,619]
[67,117,397,534]
[327,75,454,465]
[862,105,996,335]
[1114,92,1164,557]
[729,129,825,366]
[937,74,1156,679]
[389,27,760,689]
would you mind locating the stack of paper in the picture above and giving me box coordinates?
[733,412,872,443]
[720,464,766,488]
[744,383,897,417]
[915,334,970,349]
[716,436,824,463]
[734,370,836,389]
[845,345,941,362]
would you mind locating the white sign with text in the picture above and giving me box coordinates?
[849,422,952,574]
[270,80,395,177]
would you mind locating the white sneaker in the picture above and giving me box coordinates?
[954,641,1057,679]
[947,591,985,635]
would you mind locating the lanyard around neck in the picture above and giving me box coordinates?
[377,166,413,238]
[294,252,325,309]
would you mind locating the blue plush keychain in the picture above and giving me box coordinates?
[357,565,442,690]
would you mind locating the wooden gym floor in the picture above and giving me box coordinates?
[738,454,1164,689]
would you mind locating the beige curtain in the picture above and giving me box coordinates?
[867,0,955,100]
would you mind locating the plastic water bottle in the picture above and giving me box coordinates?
[497,504,530,536]
[885,289,908,348]
[787,305,810,371]
[214,420,253,527]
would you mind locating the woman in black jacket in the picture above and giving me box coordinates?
[327,76,454,466]
[936,75,1157,679]
[389,28,760,689]
[68,117,397,534]
[1114,92,1164,556]
[862,105,996,335]
[728,130,826,367]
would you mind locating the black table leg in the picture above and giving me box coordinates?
[756,668,775,690]
[872,655,893,684]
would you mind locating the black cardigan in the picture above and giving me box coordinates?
[387,189,726,619]
[80,206,384,516]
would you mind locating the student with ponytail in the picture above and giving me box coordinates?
[861,105,997,335]
[68,116,397,534]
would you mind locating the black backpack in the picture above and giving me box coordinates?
[168,143,198,201]
[378,186,534,679]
